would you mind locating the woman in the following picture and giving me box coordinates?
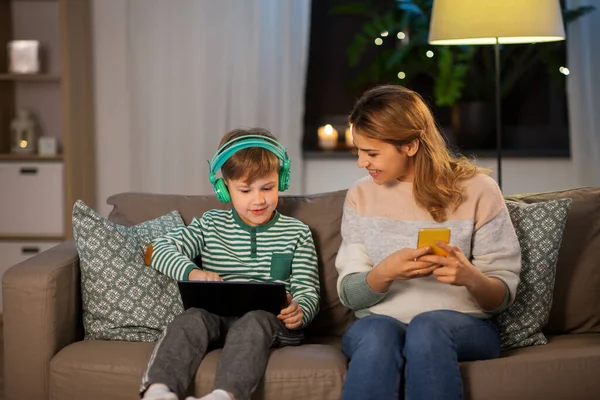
[336,85,521,400]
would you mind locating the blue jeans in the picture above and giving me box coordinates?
[341,310,501,400]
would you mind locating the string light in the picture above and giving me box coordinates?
[426,50,434,58]
[380,31,389,37]
[397,72,406,79]
[374,38,383,45]
[397,32,406,40]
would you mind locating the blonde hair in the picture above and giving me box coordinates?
[350,85,489,222]
[218,128,281,184]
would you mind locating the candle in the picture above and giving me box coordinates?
[318,124,338,150]
[345,124,354,147]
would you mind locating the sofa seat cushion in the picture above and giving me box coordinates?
[49,340,346,400]
[50,340,155,400]
[195,345,346,400]
[460,334,600,399]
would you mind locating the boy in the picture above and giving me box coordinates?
[140,128,320,400]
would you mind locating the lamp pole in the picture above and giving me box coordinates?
[494,38,502,190]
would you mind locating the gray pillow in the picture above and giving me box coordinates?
[72,200,184,341]
[493,198,572,350]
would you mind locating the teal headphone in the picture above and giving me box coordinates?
[209,135,291,203]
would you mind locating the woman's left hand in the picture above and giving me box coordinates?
[418,241,482,288]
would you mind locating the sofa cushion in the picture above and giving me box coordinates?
[505,187,600,334]
[492,198,571,350]
[195,346,346,399]
[460,334,600,399]
[49,340,346,400]
[106,191,354,337]
[73,200,184,341]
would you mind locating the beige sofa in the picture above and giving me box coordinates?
[4,187,600,400]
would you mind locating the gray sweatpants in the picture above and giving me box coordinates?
[140,308,304,400]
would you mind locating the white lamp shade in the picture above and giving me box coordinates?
[429,0,566,45]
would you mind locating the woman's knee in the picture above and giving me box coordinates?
[404,310,456,353]
[343,315,405,357]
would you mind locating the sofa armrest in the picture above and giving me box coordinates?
[2,240,82,400]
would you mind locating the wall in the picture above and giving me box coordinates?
[303,157,577,195]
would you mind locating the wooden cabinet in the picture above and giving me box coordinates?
[0,161,64,236]
[0,0,95,284]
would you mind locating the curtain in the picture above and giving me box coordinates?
[566,0,600,186]
[93,0,311,216]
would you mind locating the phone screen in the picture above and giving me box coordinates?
[417,228,451,256]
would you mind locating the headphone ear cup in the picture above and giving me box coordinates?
[279,165,290,192]
[213,178,231,203]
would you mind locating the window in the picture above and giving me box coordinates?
[304,0,572,158]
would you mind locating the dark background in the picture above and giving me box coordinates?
[303,0,570,157]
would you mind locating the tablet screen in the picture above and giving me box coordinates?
[177,281,287,317]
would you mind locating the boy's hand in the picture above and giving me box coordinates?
[278,293,303,330]
[144,243,153,266]
[188,269,223,282]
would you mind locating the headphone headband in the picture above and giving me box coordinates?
[209,135,290,185]
[210,135,288,176]
[208,134,291,202]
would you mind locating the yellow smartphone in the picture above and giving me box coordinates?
[417,228,451,256]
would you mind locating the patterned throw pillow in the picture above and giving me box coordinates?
[493,198,572,350]
[72,200,184,341]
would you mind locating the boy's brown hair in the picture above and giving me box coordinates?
[219,128,281,185]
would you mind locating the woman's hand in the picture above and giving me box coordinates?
[418,242,481,287]
[188,269,223,282]
[378,246,439,281]
[278,294,303,330]
[366,246,438,293]
[419,241,508,311]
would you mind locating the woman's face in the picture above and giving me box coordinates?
[353,132,417,184]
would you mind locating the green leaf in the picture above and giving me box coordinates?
[362,20,380,38]
[434,48,471,106]
[563,6,596,24]
[396,0,424,16]
[348,33,369,67]
[329,3,375,17]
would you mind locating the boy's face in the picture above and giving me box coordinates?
[226,171,279,226]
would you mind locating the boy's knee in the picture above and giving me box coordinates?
[171,307,212,329]
[231,310,277,335]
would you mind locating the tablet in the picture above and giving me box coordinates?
[177,281,288,317]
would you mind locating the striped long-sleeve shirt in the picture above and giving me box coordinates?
[149,208,320,327]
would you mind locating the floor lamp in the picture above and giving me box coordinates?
[429,0,566,189]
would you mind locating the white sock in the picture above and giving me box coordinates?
[143,383,178,400]
[186,389,233,400]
